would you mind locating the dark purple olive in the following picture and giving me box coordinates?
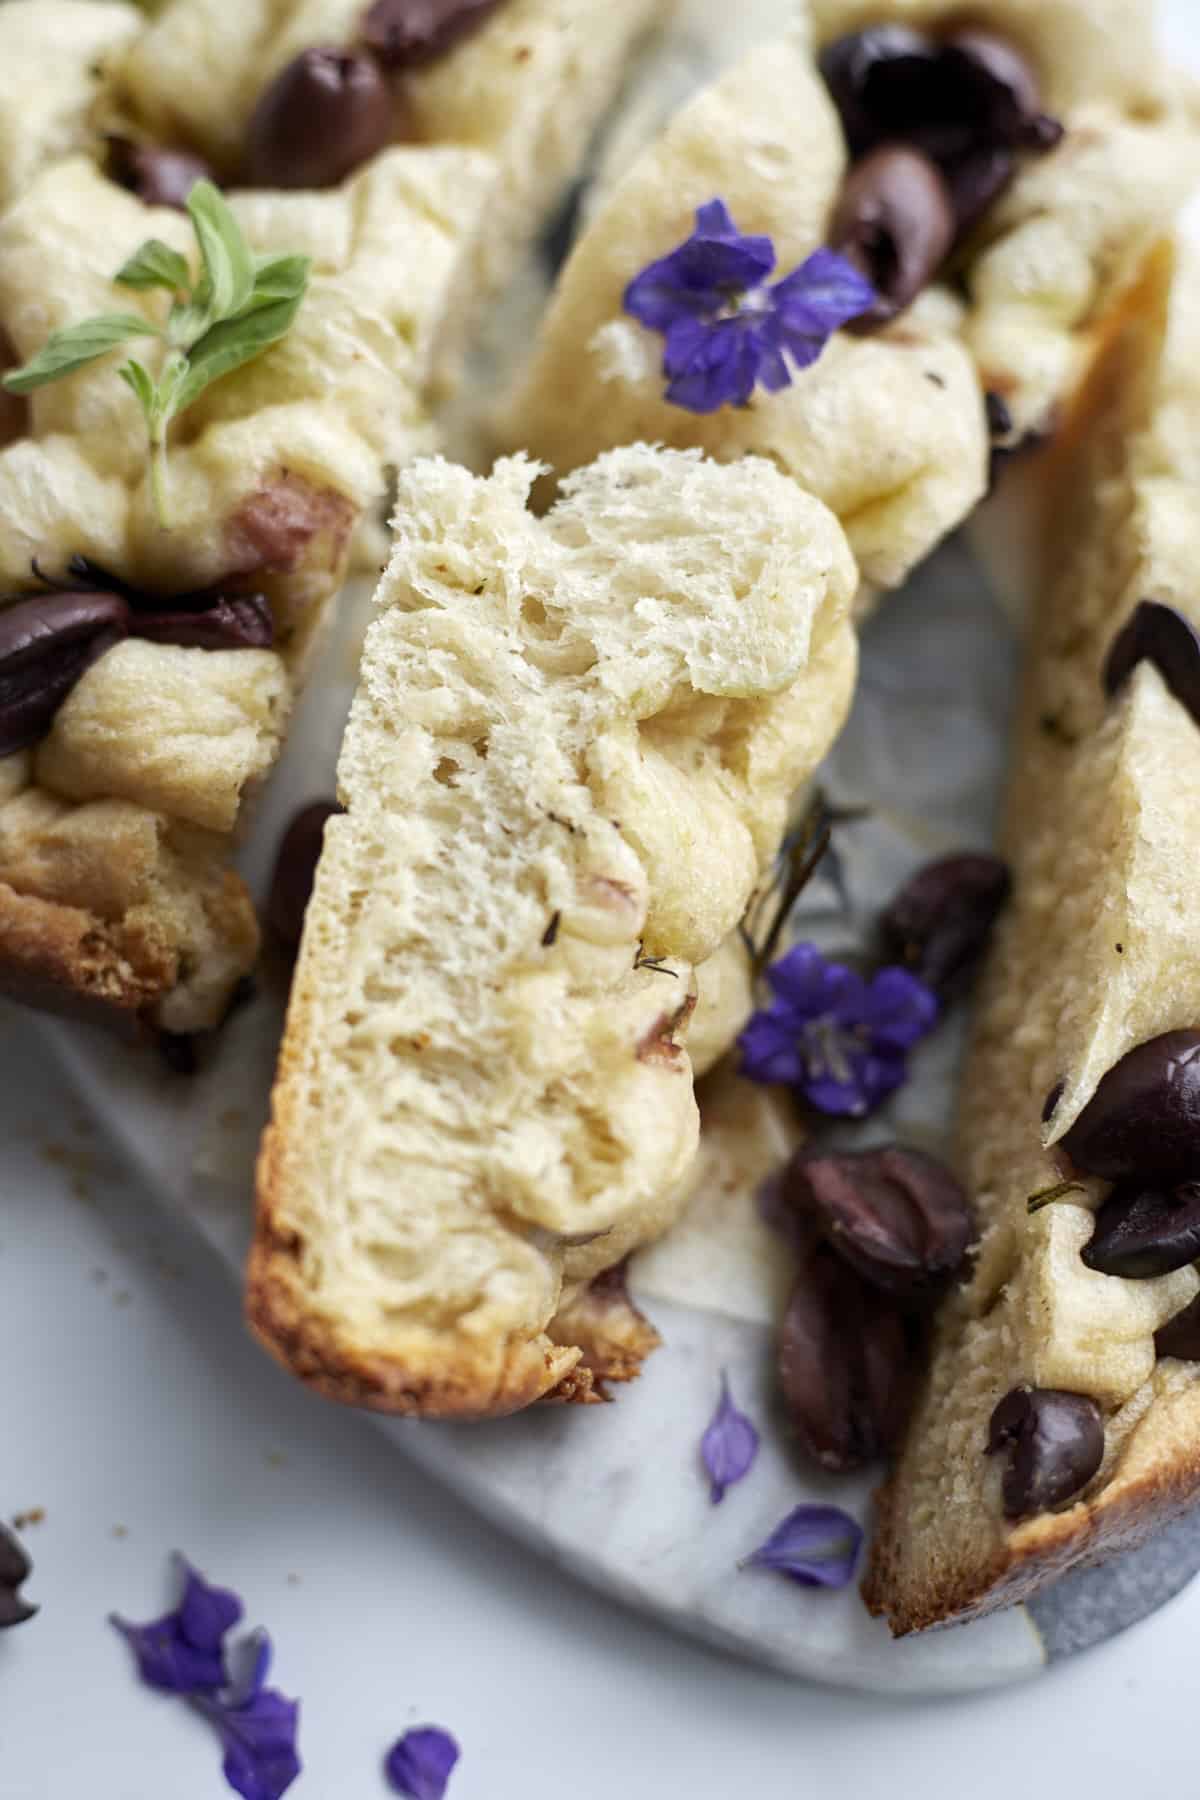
[939,28,1047,148]
[779,1244,924,1473]
[781,1145,973,1304]
[244,48,396,190]
[943,143,1017,241]
[986,1385,1104,1519]
[829,145,956,329]
[1156,1293,1200,1360]
[0,1524,36,1629]
[0,590,130,756]
[879,852,1011,993]
[1104,600,1200,731]
[109,138,216,210]
[267,800,343,950]
[1082,1180,1200,1280]
[361,0,503,68]
[819,26,942,157]
[985,390,1014,440]
[132,594,274,651]
[1057,1032,1200,1185]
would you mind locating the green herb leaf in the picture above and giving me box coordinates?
[115,238,193,295]
[1,313,160,393]
[117,357,157,418]
[186,180,256,333]
[247,253,312,309]
[173,290,307,414]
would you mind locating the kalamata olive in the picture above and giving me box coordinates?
[132,594,274,651]
[818,26,942,158]
[828,145,956,329]
[1156,1293,1200,1361]
[879,852,1011,993]
[780,1144,973,1304]
[1103,600,1200,730]
[361,0,503,68]
[267,800,343,950]
[0,1524,36,1628]
[1082,1180,1200,1280]
[0,591,130,756]
[986,1385,1104,1519]
[1056,1032,1200,1184]
[109,138,215,210]
[244,48,396,190]
[939,28,1047,147]
[779,1244,924,1473]
[943,143,1017,241]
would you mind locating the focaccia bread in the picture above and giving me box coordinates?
[506,1,1199,579]
[505,31,986,599]
[114,0,669,390]
[250,445,857,1416]
[0,2,142,213]
[0,147,489,1034]
[865,245,1200,1633]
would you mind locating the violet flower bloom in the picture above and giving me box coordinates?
[386,1727,462,1800]
[110,1557,242,1695]
[700,1374,760,1504]
[742,1504,864,1589]
[738,942,938,1118]
[623,199,876,413]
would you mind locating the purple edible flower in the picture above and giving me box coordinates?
[738,942,938,1118]
[742,1504,864,1589]
[112,1558,301,1800]
[623,199,875,413]
[195,1682,302,1800]
[386,1727,461,1800]
[700,1373,760,1504]
[110,1556,242,1694]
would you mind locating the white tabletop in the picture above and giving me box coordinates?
[3,1009,1200,1798]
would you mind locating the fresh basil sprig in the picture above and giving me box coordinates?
[2,181,310,528]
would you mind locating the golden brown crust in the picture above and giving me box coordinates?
[0,876,170,1033]
[864,1393,1200,1634]
[548,1261,663,1396]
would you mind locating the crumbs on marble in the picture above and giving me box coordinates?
[265,1451,288,1469]
[12,1507,45,1530]
[111,1524,129,1539]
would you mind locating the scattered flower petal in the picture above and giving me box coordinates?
[196,1687,302,1800]
[110,1610,227,1695]
[624,199,875,413]
[178,1557,244,1652]
[112,1557,301,1800]
[386,1727,462,1800]
[738,942,938,1117]
[742,1505,864,1589]
[700,1374,760,1503]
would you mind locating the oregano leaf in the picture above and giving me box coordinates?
[247,254,311,309]
[115,238,192,294]
[186,180,255,332]
[173,290,307,413]
[1,314,160,393]
[117,357,157,420]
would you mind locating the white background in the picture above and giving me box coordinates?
[7,1,1200,1791]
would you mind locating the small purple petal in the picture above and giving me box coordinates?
[178,1557,244,1652]
[386,1727,461,1800]
[110,1611,227,1695]
[764,942,847,1013]
[736,1009,806,1087]
[769,248,877,338]
[742,1505,863,1589]
[222,1629,274,1709]
[196,1689,302,1800]
[859,966,939,1051]
[701,1374,760,1504]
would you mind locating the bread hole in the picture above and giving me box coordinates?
[433,757,461,787]
[472,736,489,761]
[521,594,561,639]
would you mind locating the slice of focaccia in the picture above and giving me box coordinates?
[250,445,857,1416]
[114,0,670,390]
[0,149,488,1035]
[865,244,1200,1632]
[507,1,1199,575]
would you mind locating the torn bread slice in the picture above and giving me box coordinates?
[250,445,857,1416]
[864,243,1200,1633]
